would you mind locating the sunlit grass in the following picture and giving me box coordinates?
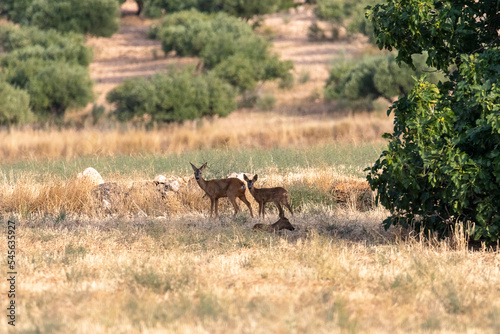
[1,213,499,334]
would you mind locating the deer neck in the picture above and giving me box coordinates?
[248,185,258,197]
[196,176,210,194]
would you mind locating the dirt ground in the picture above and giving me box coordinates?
[86,0,373,112]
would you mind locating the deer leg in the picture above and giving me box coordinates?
[210,197,215,218]
[257,202,263,218]
[239,194,254,218]
[229,197,240,216]
[214,198,220,217]
[275,202,284,218]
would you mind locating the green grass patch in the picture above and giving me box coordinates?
[0,142,385,181]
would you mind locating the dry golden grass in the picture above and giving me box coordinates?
[0,111,392,163]
[0,167,374,218]
[2,164,499,334]
[1,210,499,334]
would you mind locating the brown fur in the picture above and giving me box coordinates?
[253,216,295,232]
[190,162,253,218]
[243,174,293,218]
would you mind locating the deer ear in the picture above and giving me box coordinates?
[253,175,258,181]
[200,162,208,171]
[243,174,249,182]
[190,162,197,172]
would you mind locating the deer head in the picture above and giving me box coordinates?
[190,162,207,181]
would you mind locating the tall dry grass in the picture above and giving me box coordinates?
[0,111,392,163]
[1,211,498,334]
[0,167,373,218]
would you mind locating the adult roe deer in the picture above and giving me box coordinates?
[253,216,295,232]
[243,174,293,218]
[190,162,254,218]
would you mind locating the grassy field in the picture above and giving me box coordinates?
[2,143,500,334]
[1,213,500,333]
[1,141,384,180]
[2,2,500,333]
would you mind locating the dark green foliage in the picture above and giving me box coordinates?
[367,0,500,71]
[366,1,500,243]
[153,11,293,93]
[143,0,285,19]
[0,0,34,25]
[143,0,200,18]
[313,0,377,42]
[0,24,94,122]
[3,59,94,119]
[0,24,92,66]
[153,10,212,56]
[27,0,119,37]
[107,69,237,123]
[325,53,444,105]
[314,0,347,22]
[0,80,33,126]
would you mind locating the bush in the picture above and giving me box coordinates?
[0,23,92,66]
[26,0,119,37]
[0,0,34,25]
[143,0,285,19]
[313,0,377,42]
[314,0,346,22]
[153,10,212,56]
[3,59,94,119]
[324,53,445,106]
[153,11,293,92]
[0,80,33,126]
[107,69,237,123]
[0,24,94,122]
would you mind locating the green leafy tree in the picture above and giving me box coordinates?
[0,0,34,25]
[26,0,119,37]
[366,0,500,243]
[152,10,212,56]
[0,80,33,126]
[107,69,236,123]
[325,53,444,106]
[142,0,286,19]
[3,59,94,119]
[0,24,94,122]
[0,23,92,67]
[153,11,293,92]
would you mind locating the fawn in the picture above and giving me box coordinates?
[243,174,293,218]
[253,216,295,232]
[190,162,254,218]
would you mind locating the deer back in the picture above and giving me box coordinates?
[201,177,246,198]
[253,186,287,202]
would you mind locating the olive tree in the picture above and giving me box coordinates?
[366,0,500,243]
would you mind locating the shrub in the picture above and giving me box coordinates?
[107,69,237,123]
[143,0,285,19]
[3,59,94,119]
[314,0,346,22]
[0,80,33,126]
[313,0,377,42]
[256,94,276,111]
[0,25,94,122]
[27,0,119,37]
[324,53,445,106]
[153,10,212,56]
[0,23,92,66]
[154,11,293,92]
[0,0,34,25]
